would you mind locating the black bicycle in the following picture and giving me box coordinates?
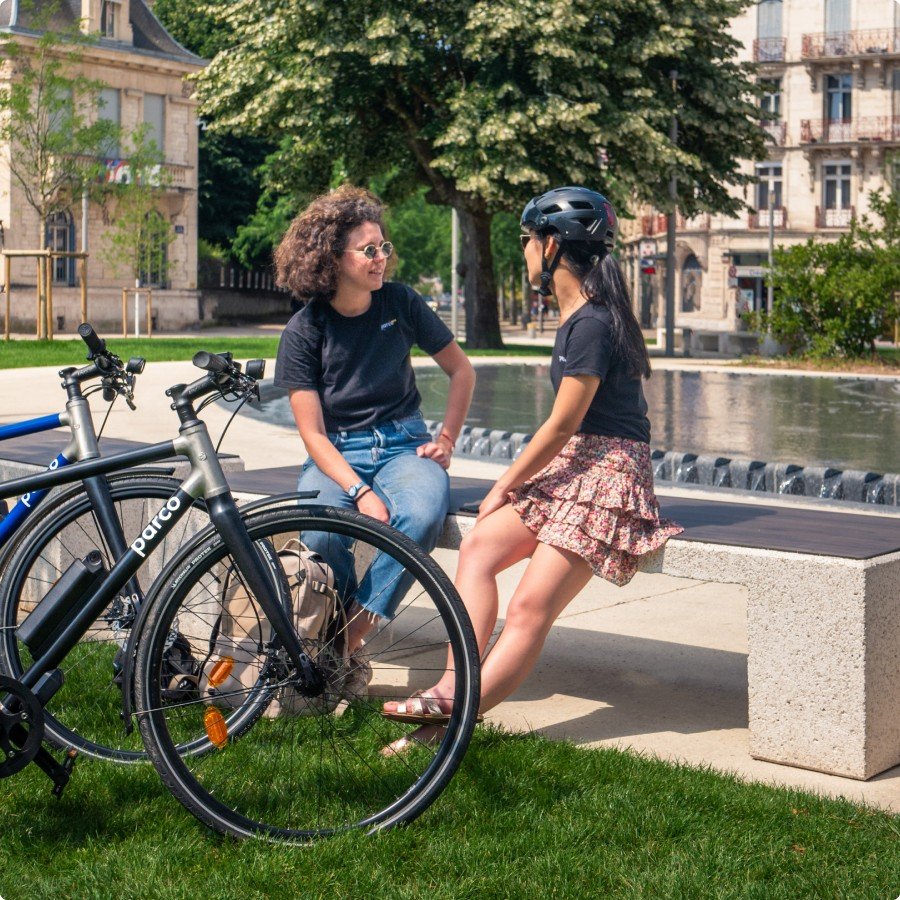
[0,350,480,841]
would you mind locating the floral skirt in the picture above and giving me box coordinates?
[508,434,683,587]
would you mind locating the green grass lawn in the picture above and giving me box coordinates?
[0,337,555,369]
[2,727,897,899]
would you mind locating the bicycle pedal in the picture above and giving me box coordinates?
[50,749,78,799]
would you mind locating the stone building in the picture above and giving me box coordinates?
[622,0,899,353]
[0,0,205,334]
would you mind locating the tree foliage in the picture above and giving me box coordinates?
[197,0,766,346]
[98,127,176,287]
[153,0,273,257]
[752,190,900,358]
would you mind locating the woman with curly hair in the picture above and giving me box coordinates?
[273,184,475,672]
[382,187,682,754]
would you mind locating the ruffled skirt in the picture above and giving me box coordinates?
[508,434,683,586]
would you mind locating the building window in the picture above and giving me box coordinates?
[823,161,852,226]
[756,0,783,61]
[825,73,852,141]
[894,69,900,121]
[760,79,781,120]
[139,210,169,288]
[143,94,166,158]
[681,255,701,313]
[824,0,851,55]
[755,163,783,226]
[757,0,782,40]
[48,86,73,136]
[97,87,120,158]
[46,211,75,285]
[100,0,119,39]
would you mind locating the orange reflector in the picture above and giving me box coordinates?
[207,656,234,688]
[204,706,228,749]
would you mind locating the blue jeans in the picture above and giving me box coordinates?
[296,412,450,620]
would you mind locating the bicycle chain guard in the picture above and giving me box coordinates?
[0,674,45,778]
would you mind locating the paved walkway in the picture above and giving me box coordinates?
[1,354,898,813]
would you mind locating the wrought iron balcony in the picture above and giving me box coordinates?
[801,117,900,145]
[815,206,855,228]
[640,213,710,236]
[801,28,900,60]
[748,207,787,229]
[753,37,787,63]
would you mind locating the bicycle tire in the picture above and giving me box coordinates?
[135,504,480,842]
[0,474,223,761]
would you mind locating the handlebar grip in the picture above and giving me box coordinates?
[77,323,106,356]
[192,351,231,375]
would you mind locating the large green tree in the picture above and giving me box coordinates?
[198,0,765,347]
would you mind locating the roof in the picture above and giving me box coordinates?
[0,0,205,67]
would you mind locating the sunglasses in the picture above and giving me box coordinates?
[519,234,532,250]
[349,241,394,260]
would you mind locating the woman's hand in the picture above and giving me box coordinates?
[416,437,453,470]
[356,489,390,523]
[477,483,511,522]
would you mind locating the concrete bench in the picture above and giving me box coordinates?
[227,467,900,782]
[686,330,760,357]
[3,436,897,782]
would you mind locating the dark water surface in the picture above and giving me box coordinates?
[249,365,900,473]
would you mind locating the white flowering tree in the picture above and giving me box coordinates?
[197,0,766,348]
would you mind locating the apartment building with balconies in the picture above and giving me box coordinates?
[0,0,205,333]
[622,0,899,350]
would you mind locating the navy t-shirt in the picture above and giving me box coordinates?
[274,282,453,432]
[550,303,651,443]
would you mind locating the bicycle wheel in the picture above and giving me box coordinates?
[0,474,212,762]
[135,505,480,842]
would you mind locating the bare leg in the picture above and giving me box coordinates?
[383,504,536,713]
[381,539,594,755]
[477,542,593,712]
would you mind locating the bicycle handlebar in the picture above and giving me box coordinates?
[77,323,106,357]
[192,351,231,375]
[167,353,265,424]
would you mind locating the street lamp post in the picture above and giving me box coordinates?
[451,208,459,340]
[767,189,775,316]
[664,69,678,358]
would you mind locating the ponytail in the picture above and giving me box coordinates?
[540,235,651,380]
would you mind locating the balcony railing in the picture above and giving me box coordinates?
[640,213,710,236]
[801,117,900,144]
[749,207,787,229]
[801,28,900,60]
[762,120,787,145]
[753,37,787,62]
[816,206,855,228]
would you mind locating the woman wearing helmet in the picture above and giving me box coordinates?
[382,186,681,752]
[273,184,475,671]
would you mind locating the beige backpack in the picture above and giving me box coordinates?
[199,537,349,717]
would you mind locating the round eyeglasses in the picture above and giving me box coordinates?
[349,241,394,260]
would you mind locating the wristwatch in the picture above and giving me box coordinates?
[347,480,368,500]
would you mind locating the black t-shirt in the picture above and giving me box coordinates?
[274,282,453,432]
[550,303,651,443]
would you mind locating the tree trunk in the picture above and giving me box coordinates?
[38,218,49,340]
[456,205,503,349]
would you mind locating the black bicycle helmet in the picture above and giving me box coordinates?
[520,186,618,295]
[520,186,618,249]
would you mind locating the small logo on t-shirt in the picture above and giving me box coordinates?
[558,355,567,363]
[381,319,398,331]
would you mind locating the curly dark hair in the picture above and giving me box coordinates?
[274,184,395,302]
